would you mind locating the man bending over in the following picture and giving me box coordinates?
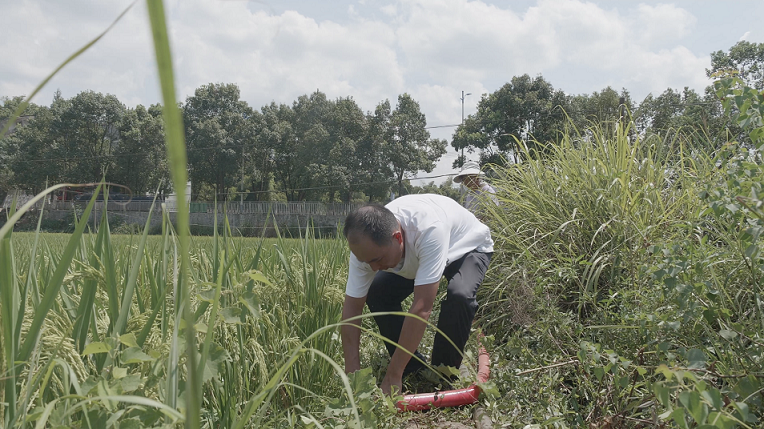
[341,193,494,395]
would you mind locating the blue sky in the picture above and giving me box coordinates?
[1,0,761,183]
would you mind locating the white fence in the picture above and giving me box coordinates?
[44,200,364,216]
[2,191,45,210]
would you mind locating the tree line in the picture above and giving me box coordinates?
[453,41,763,165]
[1,41,761,203]
[0,87,447,202]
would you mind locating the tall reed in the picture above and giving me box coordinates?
[479,122,713,323]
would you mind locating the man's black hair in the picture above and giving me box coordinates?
[343,203,398,246]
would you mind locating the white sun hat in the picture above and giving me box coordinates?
[453,161,485,183]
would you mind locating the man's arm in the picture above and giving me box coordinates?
[341,294,367,374]
[380,282,439,395]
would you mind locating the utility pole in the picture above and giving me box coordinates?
[460,90,471,161]
[619,96,626,136]
[240,143,245,209]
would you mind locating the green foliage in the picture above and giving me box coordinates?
[405,177,461,201]
[303,368,397,428]
[714,74,764,147]
[386,93,447,196]
[116,104,170,195]
[184,83,259,200]
[634,87,727,148]
[569,86,633,135]
[1,87,445,205]
[452,74,569,165]
[477,86,764,426]
[0,218,358,427]
[653,361,760,429]
[1,90,169,195]
[482,122,703,319]
[708,41,764,91]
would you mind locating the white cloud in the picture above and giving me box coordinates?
[386,0,709,102]
[0,0,714,110]
[623,47,710,98]
[740,31,751,41]
[167,1,404,110]
[633,3,696,48]
[0,0,153,105]
[0,0,725,184]
[380,4,398,17]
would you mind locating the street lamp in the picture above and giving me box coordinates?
[460,90,471,159]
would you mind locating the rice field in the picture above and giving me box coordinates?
[1,211,359,424]
[1,214,485,428]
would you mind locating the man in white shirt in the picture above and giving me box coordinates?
[341,194,494,395]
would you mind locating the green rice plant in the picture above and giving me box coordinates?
[0,1,372,427]
[2,216,367,427]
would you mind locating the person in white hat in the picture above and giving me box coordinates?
[453,161,498,214]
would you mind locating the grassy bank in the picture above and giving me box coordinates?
[475,114,763,427]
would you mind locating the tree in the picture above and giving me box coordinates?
[316,96,367,202]
[263,93,329,202]
[406,177,460,201]
[259,102,297,201]
[569,87,634,134]
[452,74,569,166]
[1,96,54,195]
[290,91,333,201]
[113,104,170,195]
[184,83,257,201]
[357,100,394,202]
[5,106,57,193]
[49,90,125,184]
[0,96,28,198]
[708,41,764,90]
[634,87,726,149]
[385,94,447,197]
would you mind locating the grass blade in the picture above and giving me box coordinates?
[17,184,103,362]
[0,201,20,425]
[72,206,108,352]
[145,1,197,427]
[113,197,158,337]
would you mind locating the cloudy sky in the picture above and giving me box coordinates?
[1,0,762,183]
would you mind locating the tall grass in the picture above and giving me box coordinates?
[475,119,764,426]
[480,123,713,321]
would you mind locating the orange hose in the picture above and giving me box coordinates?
[396,336,490,412]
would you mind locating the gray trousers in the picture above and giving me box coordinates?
[366,250,492,371]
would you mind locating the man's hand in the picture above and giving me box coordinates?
[380,371,403,396]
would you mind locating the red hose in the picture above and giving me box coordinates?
[396,338,490,412]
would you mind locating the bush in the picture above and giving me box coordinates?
[476,101,764,427]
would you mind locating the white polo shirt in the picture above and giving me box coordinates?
[345,194,494,298]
